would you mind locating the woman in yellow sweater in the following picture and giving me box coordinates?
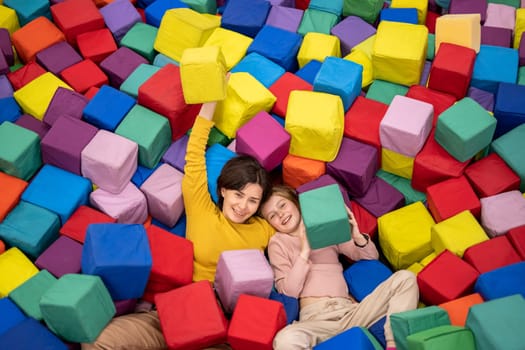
[83,102,275,350]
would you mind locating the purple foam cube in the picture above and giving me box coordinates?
[15,114,50,140]
[481,26,512,48]
[36,41,83,75]
[161,134,189,173]
[43,87,89,126]
[35,235,83,278]
[420,60,432,86]
[265,5,304,33]
[100,47,148,88]
[0,74,14,98]
[330,16,376,57]
[353,177,405,218]
[41,116,99,175]
[99,0,142,43]
[0,52,8,75]
[0,28,14,66]
[326,137,378,198]
[468,86,494,112]
[448,0,488,23]
[268,0,295,6]
[519,32,525,66]
[296,174,352,208]
[114,299,137,316]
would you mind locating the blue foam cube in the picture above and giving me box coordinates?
[221,0,271,38]
[471,45,519,94]
[231,52,286,88]
[343,260,393,302]
[205,143,236,204]
[83,85,136,131]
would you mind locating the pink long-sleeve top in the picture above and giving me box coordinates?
[268,232,379,299]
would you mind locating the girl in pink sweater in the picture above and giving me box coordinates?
[261,185,419,350]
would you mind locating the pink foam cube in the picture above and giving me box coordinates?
[89,182,148,224]
[480,191,525,237]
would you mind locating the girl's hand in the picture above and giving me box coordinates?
[298,220,311,260]
[198,101,217,121]
[346,206,369,247]
[345,206,360,235]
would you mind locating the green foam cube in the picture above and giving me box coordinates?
[9,269,57,321]
[0,121,42,181]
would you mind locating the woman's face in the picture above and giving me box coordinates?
[220,183,263,224]
[261,194,301,234]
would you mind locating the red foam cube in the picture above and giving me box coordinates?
[59,205,117,243]
[7,61,46,90]
[268,72,312,117]
[60,59,109,93]
[76,28,118,64]
[508,225,525,260]
[406,85,457,126]
[463,235,522,274]
[50,0,106,45]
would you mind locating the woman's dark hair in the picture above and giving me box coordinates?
[265,184,301,215]
[216,155,271,211]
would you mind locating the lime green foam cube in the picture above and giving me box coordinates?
[406,325,476,350]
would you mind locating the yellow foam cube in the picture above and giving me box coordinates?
[378,201,435,270]
[514,9,525,49]
[0,247,39,297]
[435,14,481,53]
[0,5,19,34]
[344,49,374,88]
[431,210,489,258]
[352,34,376,59]
[420,252,437,266]
[372,21,428,87]
[203,27,253,71]
[381,147,415,180]
[391,0,428,24]
[180,46,227,104]
[285,90,344,162]
[297,32,341,68]
[407,262,424,275]
[154,8,220,62]
[13,72,72,120]
[212,72,276,138]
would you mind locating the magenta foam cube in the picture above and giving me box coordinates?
[36,41,83,75]
[379,95,434,157]
[35,235,83,278]
[214,249,274,314]
[353,177,405,218]
[235,111,291,172]
[15,114,50,140]
[140,164,184,227]
[99,47,148,88]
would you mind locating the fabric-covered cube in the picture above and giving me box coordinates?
[508,225,525,260]
[120,22,158,62]
[35,235,83,278]
[0,201,60,260]
[297,8,339,36]
[221,0,270,38]
[406,85,456,126]
[295,59,323,85]
[120,64,161,99]
[464,153,520,198]
[36,41,83,75]
[481,25,512,48]
[391,305,451,350]
[439,293,484,327]
[213,72,276,138]
[10,16,65,63]
[115,104,171,169]
[265,5,304,33]
[21,164,91,225]
[269,290,299,325]
[214,249,274,314]
[98,0,141,42]
[203,27,253,71]
[59,205,117,243]
[82,223,152,300]
[13,72,72,121]
[372,21,428,86]
[431,210,489,258]
[7,61,46,91]
[426,176,481,222]
[0,172,27,222]
[315,326,383,350]
[0,5,20,35]
[327,137,378,197]
[14,114,50,140]
[40,273,115,343]
[247,25,302,72]
[353,177,405,218]
[100,47,149,89]
[493,82,525,139]
[343,260,392,302]
[43,87,89,126]
[480,190,525,237]
[138,63,201,141]
[0,297,27,336]
[448,0,487,22]
[269,72,312,118]
[435,14,481,53]
[435,97,497,162]
[427,42,476,100]
[0,122,41,181]
[76,28,118,64]
[417,250,480,305]
[330,15,376,57]
[60,59,109,94]
[484,2,516,30]
[282,154,326,189]
[231,52,286,88]
[0,29,15,68]
[406,325,476,350]
[140,164,184,227]
[180,45,227,104]
[50,0,105,45]
[155,280,228,349]
[89,182,148,224]
[299,184,351,249]
[471,45,519,93]
[228,294,288,350]
[205,143,236,204]
[297,32,341,69]
[379,95,433,157]
[162,134,189,173]
[463,235,522,274]
[491,124,525,192]
[235,111,290,172]
[296,174,352,208]
[9,269,57,321]
[380,147,415,180]
[0,317,67,350]
[285,90,343,162]
[0,248,39,298]
[81,129,138,194]
[376,169,426,205]
[143,0,190,27]
[378,201,435,270]
[466,294,525,350]
[41,116,98,175]
[474,262,525,301]
[154,8,219,62]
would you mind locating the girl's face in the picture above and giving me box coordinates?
[261,194,301,234]
[220,183,263,224]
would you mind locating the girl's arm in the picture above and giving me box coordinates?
[338,208,379,261]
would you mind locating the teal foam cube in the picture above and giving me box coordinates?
[0,121,42,181]
[491,124,525,192]
[120,22,158,62]
[9,269,57,321]
[120,64,161,98]
[299,184,351,250]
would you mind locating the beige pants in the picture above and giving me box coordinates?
[81,311,232,350]
[273,270,419,350]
